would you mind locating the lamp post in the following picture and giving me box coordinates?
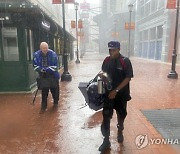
[61,0,72,81]
[128,4,133,58]
[167,0,179,79]
[74,2,80,63]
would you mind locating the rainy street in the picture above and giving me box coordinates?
[1,0,180,153]
[0,52,180,153]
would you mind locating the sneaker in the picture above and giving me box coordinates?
[117,133,124,143]
[98,139,111,152]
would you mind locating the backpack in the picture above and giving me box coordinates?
[78,72,108,111]
[86,79,104,111]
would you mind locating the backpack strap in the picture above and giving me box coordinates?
[119,56,126,69]
[104,56,111,63]
[103,55,126,69]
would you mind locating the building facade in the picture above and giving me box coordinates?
[94,0,135,56]
[96,0,180,64]
[134,0,180,63]
[0,0,75,92]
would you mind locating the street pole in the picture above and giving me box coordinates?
[167,0,179,79]
[128,4,133,58]
[75,2,80,63]
[61,0,72,81]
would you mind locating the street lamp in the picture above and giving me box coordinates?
[0,15,10,27]
[74,2,80,63]
[61,0,72,81]
[167,0,179,79]
[128,3,133,58]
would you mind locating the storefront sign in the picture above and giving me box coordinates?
[71,20,75,28]
[167,0,176,9]
[52,0,74,4]
[125,22,135,30]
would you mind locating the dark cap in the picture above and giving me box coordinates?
[108,41,120,49]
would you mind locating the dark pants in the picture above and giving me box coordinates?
[41,80,59,109]
[101,94,127,138]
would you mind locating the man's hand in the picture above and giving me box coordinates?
[108,90,117,99]
[98,72,104,78]
[40,68,46,73]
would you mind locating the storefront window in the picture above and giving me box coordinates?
[156,40,162,60]
[143,42,148,58]
[2,27,19,61]
[139,31,143,41]
[157,25,163,39]
[149,41,156,59]
[25,29,30,61]
[143,30,149,41]
[150,27,156,40]
[29,29,34,60]
[25,29,34,61]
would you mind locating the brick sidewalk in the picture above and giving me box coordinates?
[0,52,179,154]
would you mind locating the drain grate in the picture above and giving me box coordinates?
[142,109,180,143]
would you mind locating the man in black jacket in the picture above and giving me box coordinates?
[98,41,133,152]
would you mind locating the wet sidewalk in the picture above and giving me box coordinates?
[0,52,180,154]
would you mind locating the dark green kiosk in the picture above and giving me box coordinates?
[0,1,74,92]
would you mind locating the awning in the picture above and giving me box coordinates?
[0,1,75,41]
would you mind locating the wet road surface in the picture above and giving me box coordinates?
[0,52,180,154]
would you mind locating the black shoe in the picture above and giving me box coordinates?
[98,139,111,152]
[117,133,124,143]
[39,108,47,114]
[53,104,58,108]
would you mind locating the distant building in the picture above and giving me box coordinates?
[96,0,180,64]
[134,0,180,63]
[94,0,135,56]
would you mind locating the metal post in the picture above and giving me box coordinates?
[61,0,72,81]
[128,10,132,58]
[168,0,179,79]
[75,2,80,63]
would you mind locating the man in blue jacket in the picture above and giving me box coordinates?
[33,42,60,113]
